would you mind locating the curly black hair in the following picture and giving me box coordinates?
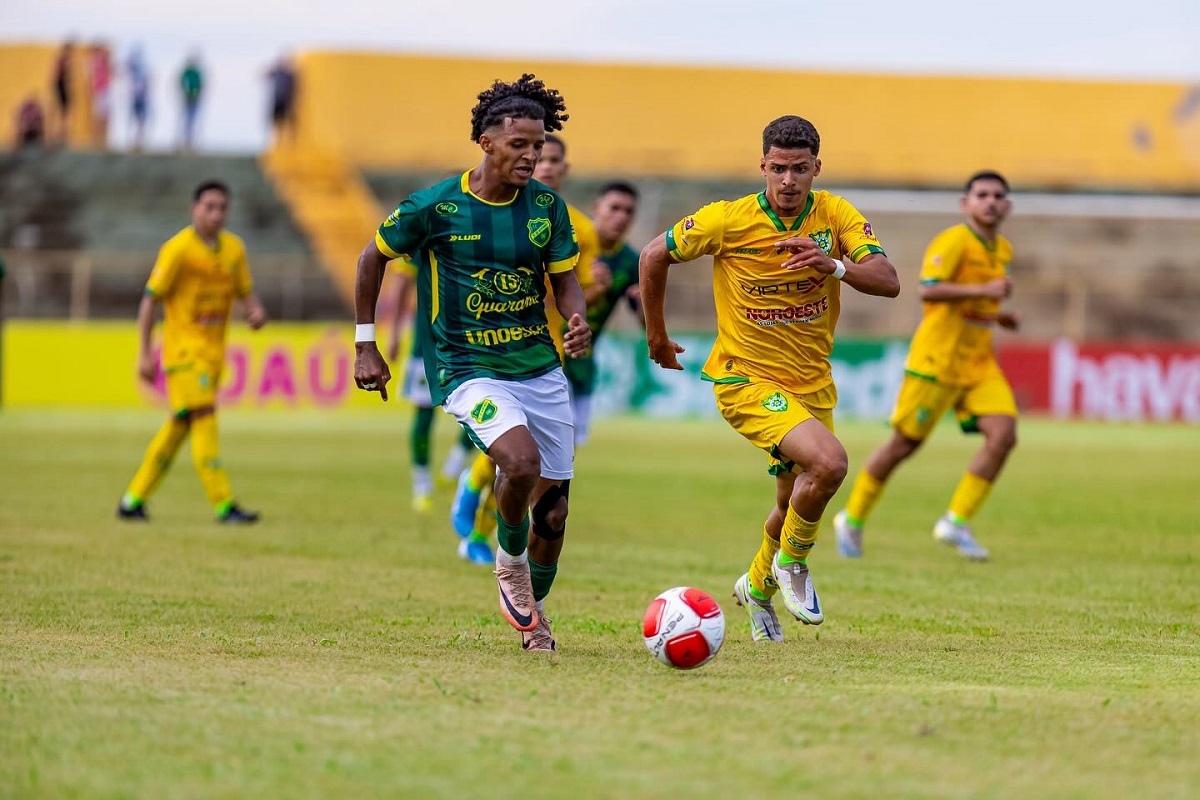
[469,73,568,143]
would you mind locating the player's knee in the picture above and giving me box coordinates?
[498,451,540,485]
[808,448,848,495]
[532,481,570,540]
[993,425,1018,455]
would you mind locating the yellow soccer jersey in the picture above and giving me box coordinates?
[668,190,885,393]
[905,224,1013,385]
[145,227,253,369]
[546,203,597,353]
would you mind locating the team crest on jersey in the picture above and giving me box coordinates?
[471,399,498,424]
[762,392,789,413]
[683,216,696,230]
[527,218,551,247]
[535,192,555,208]
[435,202,458,215]
[863,222,874,238]
[809,228,833,254]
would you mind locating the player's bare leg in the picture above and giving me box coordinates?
[767,419,848,625]
[488,426,542,632]
[836,430,923,557]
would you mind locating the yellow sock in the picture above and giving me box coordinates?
[474,485,499,538]
[190,413,233,511]
[844,469,885,526]
[124,417,190,503]
[747,525,781,599]
[468,453,497,492]
[948,472,993,522]
[779,506,820,563]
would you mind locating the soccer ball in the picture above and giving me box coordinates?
[642,586,726,669]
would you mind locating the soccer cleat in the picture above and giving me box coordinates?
[833,510,864,559]
[521,601,557,652]
[411,493,433,514]
[116,502,149,522]
[217,504,260,525]
[933,515,990,561]
[457,536,494,566]
[732,573,783,643]
[494,552,539,632]
[450,470,481,539]
[771,553,824,625]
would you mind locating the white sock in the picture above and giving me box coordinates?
[496,547,527,565]
[412,466,433,497]
[441,444,472,481]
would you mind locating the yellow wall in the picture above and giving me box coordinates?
[0,43,97,147]
[2,322,404,409]
[294,52,1200,191]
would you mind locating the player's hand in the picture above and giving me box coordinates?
[775,236,836,272]
[563,313,591,358]
[591,259,613,290]
[997,309,1021,331]
[982,277,1013,299]
[137,351,158,383]
[354,342,391,401]
[245,301,268,330]
[647,333,685,371]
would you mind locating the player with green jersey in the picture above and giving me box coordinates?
[353,74,590,653]
[563,181,642,444]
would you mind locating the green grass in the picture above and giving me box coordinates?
[1,410,1197,799]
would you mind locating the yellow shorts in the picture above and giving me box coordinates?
[712,379,836,476]
[164,362,221,416]
[890,361,1017,440]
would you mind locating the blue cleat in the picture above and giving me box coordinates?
[457,537,494,566]
[450,470,481,539]
[834,510,863,559]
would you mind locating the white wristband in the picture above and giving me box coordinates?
[354,323,376,343]
[831,259,847,280]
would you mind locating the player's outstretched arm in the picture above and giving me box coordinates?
[242,293,267,330]
[135,293,160,383]
[548,269,591,358]
[638,233,685,371]
[353,241,392,401]
[920,276,1011,303]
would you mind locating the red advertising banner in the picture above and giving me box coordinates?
[999,340,1200,422]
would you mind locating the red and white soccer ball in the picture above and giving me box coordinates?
[642,586,726,670]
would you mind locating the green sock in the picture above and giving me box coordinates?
[496,511,529,557]
[467,530,489,544]
[411,406,434,467]
[530,557,558,602]
[748,584,770,602]
[777,551,806,567]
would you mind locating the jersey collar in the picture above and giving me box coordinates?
[757,192,814,233]
[963,222,997,252]
[460,170,518,206]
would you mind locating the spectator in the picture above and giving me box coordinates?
[15,96,46,149]
[88,43,112,148]
[126,45,150,150]
[266,56,297,144]
[179,52,204,151]
[52,40,74,144]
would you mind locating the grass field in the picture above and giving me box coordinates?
[2,409,1198,799]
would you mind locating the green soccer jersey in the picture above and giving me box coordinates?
[586,241,640,337]
[375,171,580,406]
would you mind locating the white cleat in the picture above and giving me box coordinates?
[732,573,783,643]
[770,554,824,625]
[934,515,990,561]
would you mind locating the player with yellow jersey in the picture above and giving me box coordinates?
[640,116,900,642]
[117,180,267,523]
[836,171,1019,561]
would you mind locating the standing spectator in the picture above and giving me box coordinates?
[51,40,74,144]
[88,43,112,148]
[179,52,204,151]
[15,96,46,149]
[126,45,150,150]
[266,55,297,144]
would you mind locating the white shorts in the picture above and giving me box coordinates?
[442,369,574,480]
[403,356,433,408]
